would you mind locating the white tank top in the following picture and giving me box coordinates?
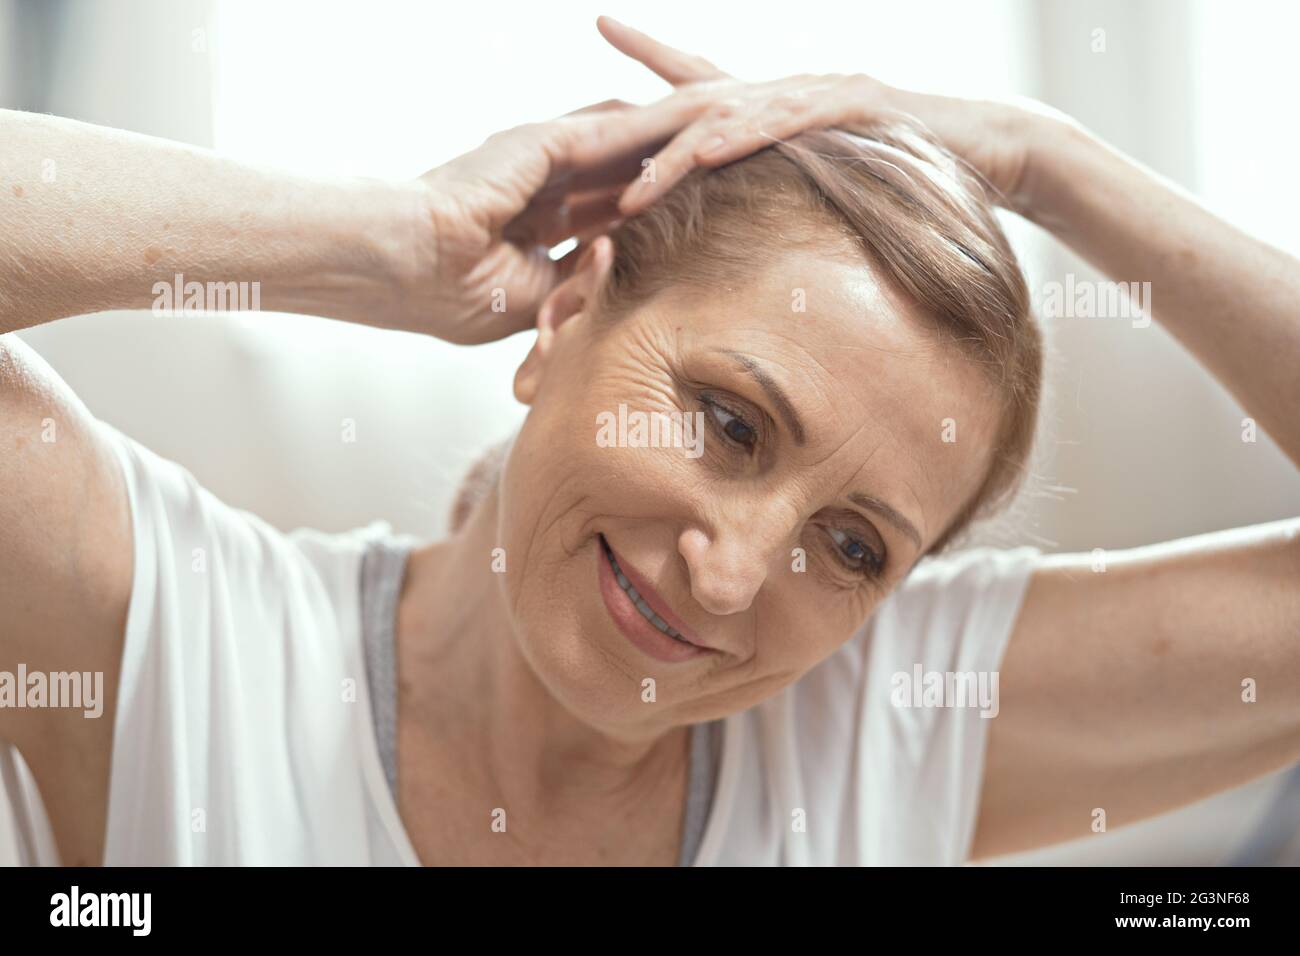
[0,423,1041,866]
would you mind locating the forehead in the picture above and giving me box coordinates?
[632,249,1002,549]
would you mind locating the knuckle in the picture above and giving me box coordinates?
[707,98,745,121]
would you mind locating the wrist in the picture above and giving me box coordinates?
[363,176,439,332]
[1014,111,1104,228]
[262,176,432,331]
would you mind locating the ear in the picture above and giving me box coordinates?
[513,236,615,406]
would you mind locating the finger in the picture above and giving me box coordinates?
[545,90,714,189]
[515,186,623,248]
[470,246,558,341]
[690,87,871,168]
[612,80,810,214]
[620,80,862,213]
[596,15,728,85]
[615,118,731,215]
[559,188,624,242]
[573,216,622,245]
[530,137,673,203]
[563,97,636,118]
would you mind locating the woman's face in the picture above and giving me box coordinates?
[500,242,1002,739]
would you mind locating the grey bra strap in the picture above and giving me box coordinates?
[678,718,723,866]
[358,533,723,864]
[359,534,411,800]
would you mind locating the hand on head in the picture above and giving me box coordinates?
[417,16,1050,346]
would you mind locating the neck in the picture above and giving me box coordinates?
[398,481,689,815]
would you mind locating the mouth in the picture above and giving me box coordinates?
[596,533,715,663]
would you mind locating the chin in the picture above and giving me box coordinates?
[507,537,659,733]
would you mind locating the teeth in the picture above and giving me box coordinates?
[604,541,690,644]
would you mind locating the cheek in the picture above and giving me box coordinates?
[514,339,705,532]
[749,577,883,679]
[493,449,639,718]
[494,389,695,628]
[698,605,874,720]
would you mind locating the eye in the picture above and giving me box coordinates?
[703,396,758,450]
[826,526,885,576]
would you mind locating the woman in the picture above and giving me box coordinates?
[0,18,1296,866]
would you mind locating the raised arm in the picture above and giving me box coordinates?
[2,93,747,338]
[1018,122,1300,468]
[0,109,427,334]
[972,124,1300,857]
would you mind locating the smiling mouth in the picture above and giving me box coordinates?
[598,534,693,645]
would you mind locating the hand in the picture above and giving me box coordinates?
[597,16,1073,219]
[409,97,699,344]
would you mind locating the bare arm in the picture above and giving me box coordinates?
[1020,121,1300,469]
[0,100,704,339]
[972,124,1300,857]
[0,108,426,334]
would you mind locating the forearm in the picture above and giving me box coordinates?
[1021,118,1300,468]
[0,109,426,333]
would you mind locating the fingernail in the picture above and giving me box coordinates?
[698,136,727,158]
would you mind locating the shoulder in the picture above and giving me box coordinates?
[97,424,401,862]
[102,419,390,630]
[0,339,133,755]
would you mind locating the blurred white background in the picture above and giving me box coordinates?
[1,0,1297,865]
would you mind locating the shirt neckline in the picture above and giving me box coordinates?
[360,714,738,867]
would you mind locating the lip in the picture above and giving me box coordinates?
[596,534,715,664]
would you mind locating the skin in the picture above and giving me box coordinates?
[0,20,1297,866]
[394,244,999,863]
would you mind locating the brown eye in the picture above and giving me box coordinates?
[704,398,758,449]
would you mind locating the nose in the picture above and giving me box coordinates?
[677,506,794,616]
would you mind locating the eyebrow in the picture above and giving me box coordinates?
[848,492,923,551]
[716,350,807,446]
